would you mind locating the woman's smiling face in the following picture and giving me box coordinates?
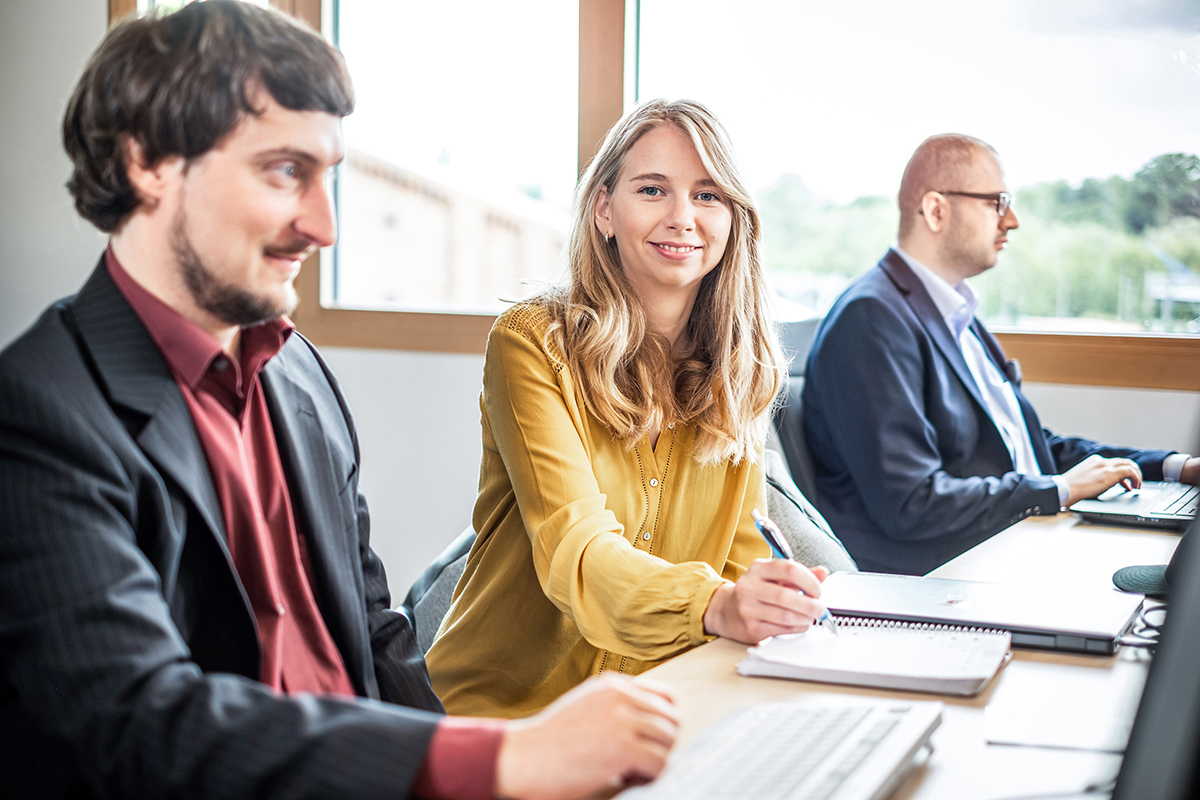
[594,124,732,309]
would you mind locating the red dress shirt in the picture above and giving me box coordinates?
[107,249,355,697]
[107,250,501,798]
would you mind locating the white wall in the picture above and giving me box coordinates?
[0,0,108,346]
[1023,383,1200,456]
[320,348,484,594]
[3,1,1198,601]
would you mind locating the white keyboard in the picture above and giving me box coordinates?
[620,698,942,800]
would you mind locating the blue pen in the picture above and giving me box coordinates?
[751,508,839,636]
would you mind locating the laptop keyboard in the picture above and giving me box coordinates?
[1156,484,1198,516]
[620,700,940,800]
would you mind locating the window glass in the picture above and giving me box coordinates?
[333,0,578,312]
[638,0,1200,332]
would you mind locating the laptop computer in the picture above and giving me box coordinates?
[1070,481,1197,531]
[819,571,1144,654]
[619,697,942,800]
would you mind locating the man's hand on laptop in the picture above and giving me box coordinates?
[495,675,679,800]
[1063,454,1143,506]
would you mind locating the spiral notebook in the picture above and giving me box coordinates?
[738,618,1012,696]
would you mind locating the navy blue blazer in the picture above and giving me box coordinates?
[0,261,444,799]
[802,249,1172,575]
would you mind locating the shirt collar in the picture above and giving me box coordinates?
[104,246,294,390]
[893,245,979,338]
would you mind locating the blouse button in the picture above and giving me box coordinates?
[275,603,286,616]
[642,531,651,541]
[649,478,659,487]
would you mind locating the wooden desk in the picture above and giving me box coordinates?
[637,513,1180,799]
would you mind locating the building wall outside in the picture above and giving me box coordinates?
[337,150,568,312]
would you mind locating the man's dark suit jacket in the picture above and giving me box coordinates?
[802,249,1172,575]
[0,262,445,799]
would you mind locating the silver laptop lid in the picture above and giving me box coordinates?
[820,572,1143,654]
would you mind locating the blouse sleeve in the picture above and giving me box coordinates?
[482,319,737,661]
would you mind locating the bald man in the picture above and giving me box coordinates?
[801,134,1199,575]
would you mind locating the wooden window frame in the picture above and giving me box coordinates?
[109,0,135,20]
[108,0,1200,391]
[290,0,619,354]
[285,0,622,354]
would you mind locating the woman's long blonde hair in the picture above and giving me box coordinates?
[541,99,786,465]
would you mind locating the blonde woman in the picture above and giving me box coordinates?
[426,100,829,717]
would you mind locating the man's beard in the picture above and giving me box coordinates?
[944,226,998,277]
[172,216,300,329]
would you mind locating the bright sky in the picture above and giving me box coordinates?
[341,0,1199,208]
[639,0,1200,203]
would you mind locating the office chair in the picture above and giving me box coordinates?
[772,317,823,503]
[764,444,856,573]
[403,526,475,654]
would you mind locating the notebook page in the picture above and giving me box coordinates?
[739,620,1012,695]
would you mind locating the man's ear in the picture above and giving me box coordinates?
[918,191,949,234]
[593,185,612,239]
[122,137,183,209]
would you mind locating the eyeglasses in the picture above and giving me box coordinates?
[934,190,1014,217]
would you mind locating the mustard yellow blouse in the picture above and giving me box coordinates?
[424,304,769,718]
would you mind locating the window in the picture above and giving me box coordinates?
[109,0,1200,390]
[332,0,579,313]
[636,0,1200,336]
[285,0,623,354]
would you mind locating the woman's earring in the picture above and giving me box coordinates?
[605,232,612,243]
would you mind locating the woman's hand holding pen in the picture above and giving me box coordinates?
[702,560,830,644]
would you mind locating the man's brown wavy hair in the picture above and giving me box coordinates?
[63,0,354,233]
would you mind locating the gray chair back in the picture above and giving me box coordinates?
[772,317,822,502]
[763,448,856,573]
[403,527,475,654]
